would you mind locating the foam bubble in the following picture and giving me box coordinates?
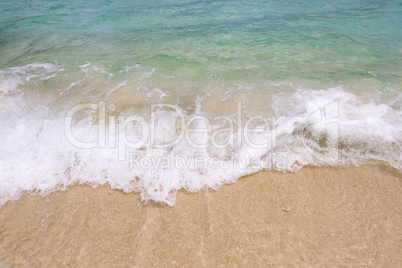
[0,63,401,206]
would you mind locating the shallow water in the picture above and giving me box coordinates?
[0,0,401,205]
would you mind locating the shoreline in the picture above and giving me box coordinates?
[1,165,401,266]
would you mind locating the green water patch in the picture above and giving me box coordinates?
[347,71,387,83]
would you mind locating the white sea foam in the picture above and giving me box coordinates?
[0,63,401,206]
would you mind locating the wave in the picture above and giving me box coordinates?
[0,63,401,205]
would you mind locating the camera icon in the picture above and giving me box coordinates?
[302,101,339,166]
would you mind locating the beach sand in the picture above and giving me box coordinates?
[0,165,401,267]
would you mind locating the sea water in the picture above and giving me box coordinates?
[0,0,401,205]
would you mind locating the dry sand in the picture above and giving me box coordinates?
[0,165,401,267]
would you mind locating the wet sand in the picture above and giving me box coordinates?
[0,165,401,267]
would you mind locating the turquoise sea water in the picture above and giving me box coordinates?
[0,0,401,205]
[1,0,401,81]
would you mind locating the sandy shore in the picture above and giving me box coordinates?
[0,165,401,267]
